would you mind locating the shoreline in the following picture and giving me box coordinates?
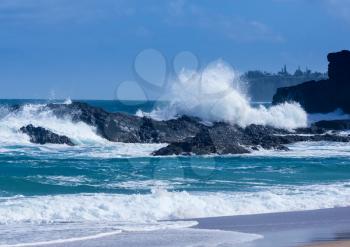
[306,241,350,247]
[191,206,350,247]
[31,206,350,247]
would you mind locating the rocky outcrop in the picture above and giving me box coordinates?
[153,123,350,156]
[20,124,75,146]
[46,102,205,143]
[28,102,349,155]
[311,119,350,131]
[272,50,350,114]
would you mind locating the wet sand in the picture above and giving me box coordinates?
[192,206,350,247]
[41,207,350,247]
[306,241,350,247]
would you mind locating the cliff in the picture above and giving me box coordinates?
[272,50,350,113]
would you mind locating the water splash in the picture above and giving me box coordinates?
[141,60,307,130]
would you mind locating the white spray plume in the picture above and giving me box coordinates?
[141,60,307,130]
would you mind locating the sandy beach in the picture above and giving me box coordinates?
[34,206,350,247]
[306,241,350,247]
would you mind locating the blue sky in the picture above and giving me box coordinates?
[0,0,349,100]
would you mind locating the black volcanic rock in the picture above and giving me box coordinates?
[46,102,205,143]
[328,50,350,82]
[272,50,350,114]
[312,119,350,131]
[20,124,75,146]
[19,101,347,156]
[153,123,350,156]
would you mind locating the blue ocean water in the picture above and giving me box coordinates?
[1,99,350,246]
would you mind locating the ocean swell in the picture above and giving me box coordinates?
[1,183,350,225]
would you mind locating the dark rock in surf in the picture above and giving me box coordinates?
[46,102,205,143]
[153,123,350,156]
[26,102,350,155]
[311,119,350,131]
[20,124,75,146]
[272,50,350,114]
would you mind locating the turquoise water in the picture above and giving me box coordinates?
[1,99,350,245]
[1,155,350,197]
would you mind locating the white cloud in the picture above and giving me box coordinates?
[163,0,284,43]
[0,0,284,43]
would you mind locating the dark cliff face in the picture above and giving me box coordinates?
[328,50,350,83]
[272,50,350,114]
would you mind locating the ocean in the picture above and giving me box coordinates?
[1,99,350,246]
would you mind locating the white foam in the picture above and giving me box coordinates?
[29,175,92,187]
[110,180,182,190]
[0,184,343,246]
[76,143,167,158]
[1,183,350,225]
[308,109,350,124]
[0,223,262,247]
[94,228,262,247]
[63,98,72,105]
[0,103,166,157]
[0,104,106,146]
[0,142,166,159]
[252,141,350,158]
[140,61,307,130]
[0,229,122,247]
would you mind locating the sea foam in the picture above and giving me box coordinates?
[0,103,166,157]
[0,104,106,146]
[0,224,262,247]
[1,183,350,225]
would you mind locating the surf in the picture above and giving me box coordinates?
[139,60,308,130]
[0,102,128,147]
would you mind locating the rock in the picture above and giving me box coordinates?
[312,119,350,131]
[272,50,350,114]
[23,101,348,156]
[328,50,350,83]
[153,129,218,155]
[46,102,204,143]
[20,124,75,146]
[295,126,327,135]
[153,128,250,156]
[153,123,350,156]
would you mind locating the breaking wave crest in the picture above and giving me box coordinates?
[139,61,307,130]
[0,103,106,146]
[0,103,166,157]
[1,183,350,225]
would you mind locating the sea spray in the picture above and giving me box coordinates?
[0,104,107,145]
[140,60,307,130]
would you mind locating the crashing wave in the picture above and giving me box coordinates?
[140,61,307,130]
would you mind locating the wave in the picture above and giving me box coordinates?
[0,229,123,247]
[1,182,350,225]
[139,61,307,130]
[0,103,166,156]
[1,182,348,245]
[0,103,106,146]
[0,224,262,247]
[252,141,350,157]
[308,109,350,124]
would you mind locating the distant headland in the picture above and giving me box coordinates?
[273,50,350,114]
[244,66,327,102]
